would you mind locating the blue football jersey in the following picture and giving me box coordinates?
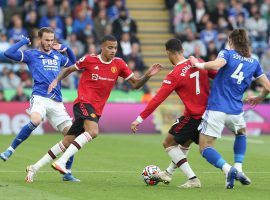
[20,49,72,102]
[208,49,264,114]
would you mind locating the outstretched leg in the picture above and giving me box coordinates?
[199,134,237,189]
[1,112,41,161]
[159,134,200,188]
[52,120,98,175]
[25,138,74,183]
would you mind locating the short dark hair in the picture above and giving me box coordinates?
[165,38,183,53]
[101,35,117,43]
[38,27,54,38]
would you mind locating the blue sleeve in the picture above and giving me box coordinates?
[217,49,230,63]
[4,39,30,62]
[60,54,70,67]
[65,46,76,64]
[254,62,264,79]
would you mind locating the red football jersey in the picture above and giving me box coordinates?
[74,54,133,116]
[140,59,216,120]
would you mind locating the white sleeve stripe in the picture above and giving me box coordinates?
[20,51,24,62]
[125,73,134,81]
[255,73,265,80]
[64,58,69,66]
[74,64,79,70]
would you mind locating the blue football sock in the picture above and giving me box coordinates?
[202,147,226,169]
[234,134,246,163]
[11,121,37,149]
[66,155,74,171]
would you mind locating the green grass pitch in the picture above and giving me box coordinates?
[0,134,270,200]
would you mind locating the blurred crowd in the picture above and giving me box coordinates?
[166,0,270,102]
[0,0,146,102]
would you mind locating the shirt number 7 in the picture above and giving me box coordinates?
[190,71,200,95]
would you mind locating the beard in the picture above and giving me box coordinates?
[41,42,51,52]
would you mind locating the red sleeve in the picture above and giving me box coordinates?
[140,71,178,120]
[75,55,89,70]
[118,59,133,80]
[208,70,218,79]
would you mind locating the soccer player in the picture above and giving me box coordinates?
[25,35,162,182]
[131,38,216,188]
[189,28,270,189]
[1,27,80,182]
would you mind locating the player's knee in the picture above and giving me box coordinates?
[88,129,99,139]
[199,146,204,154]
[30,113,42,126]
[199,136,215,154]
[162,140,169,148]
[30,118,42,126]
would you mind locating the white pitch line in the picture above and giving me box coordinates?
[201,172,270,174]
[0,170,136,173]
[0,170,269,174]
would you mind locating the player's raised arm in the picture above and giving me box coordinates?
[127,63,163,89]
[4,36,31,62]
[52,43,76,64]
[189,56,226,70]
[47,65,78,93]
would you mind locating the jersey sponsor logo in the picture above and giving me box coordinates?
[92,73,99,80]
[98,76,114,81]
[91,73,114,82]
[42,59,57,65]
[180,64,192,76]
[163,80,171,84]
[42,59,58,71]
[94,66,99,70]
[111,66,117,73]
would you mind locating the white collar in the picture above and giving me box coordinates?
[97,54,113,64]
[175,59,188,66]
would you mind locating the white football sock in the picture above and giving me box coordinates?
[179,144,190,156]
[166,146,196,179]
[166,145,190,175]
[166,161,177,175]
[7,146,15,153]
[33,141,66,171]
[57,132,92,165]
[222,163,232,174]
[234,162,242,172]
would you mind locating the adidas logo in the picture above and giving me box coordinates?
[39,55,44,58]
[94,66,99,70]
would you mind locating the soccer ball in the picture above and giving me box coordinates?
[142,165,161,185]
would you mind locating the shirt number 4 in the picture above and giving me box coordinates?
[231,63,245,84]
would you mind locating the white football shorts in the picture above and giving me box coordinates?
[29,95,72,132]
[198,110,246,138]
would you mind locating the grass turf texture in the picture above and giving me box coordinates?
[0,134,269,200]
